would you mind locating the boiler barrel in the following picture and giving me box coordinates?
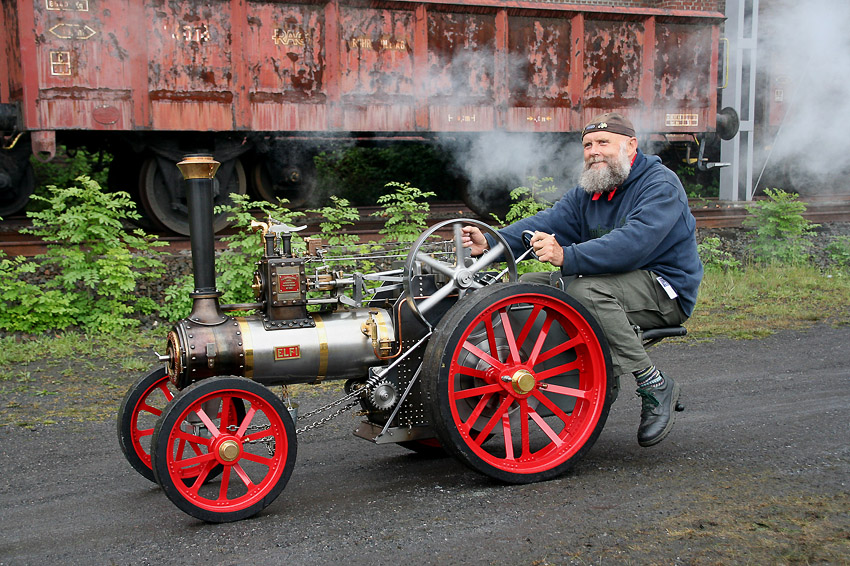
[167,308,394,387]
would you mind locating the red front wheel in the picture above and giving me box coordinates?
[151,377,296,523]
[423,283,614,483]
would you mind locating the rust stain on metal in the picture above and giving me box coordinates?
[508,15,571,107]
[583,18,644,107]
[428,10,495,104]
[655,22,711,105]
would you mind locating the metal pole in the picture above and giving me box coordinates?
[720,0,759,201]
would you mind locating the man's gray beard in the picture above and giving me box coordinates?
[579,143,632,194]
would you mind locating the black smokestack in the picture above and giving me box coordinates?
[176,154,227,325]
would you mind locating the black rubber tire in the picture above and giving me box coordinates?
[423,283,615,484]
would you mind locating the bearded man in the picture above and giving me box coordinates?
[461,112,703,447]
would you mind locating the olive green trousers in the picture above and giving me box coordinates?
[520,270,688,376]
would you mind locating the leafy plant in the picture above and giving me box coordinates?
[698,236,741,272]
[743,188,819,265]
[306,195,360,246]
[371,182,436,242]
[29,146,111,211]
[18,176,167,333]
[824,236,850,270]
[492,176,559,226]
[0,254,80,333]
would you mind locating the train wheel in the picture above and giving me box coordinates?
[138,156,247,235]
[250,158,309,208]
[151,377,297,523]
[0,160,34,217]
[117,368,245,484]
[423,283,614,483]
[107,150,157,231]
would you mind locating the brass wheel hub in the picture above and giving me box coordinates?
[501,369,536,395]
[218,439,241,463]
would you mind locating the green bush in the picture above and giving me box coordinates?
[306,195,360,247]
[371,182,436,243]
[743,188,819,265]
[698,236,741,272]
[13,176,166,333]
[314,144,460,204]
[29,146,111,211]
[825,236,850,270]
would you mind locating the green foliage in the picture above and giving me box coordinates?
[698,236,741,272]
[314,144,460,204]
[306,195,360,246]
[824,236,850,270]
[0,254,79,333]
[743,188,819,264]
[492,176,559,226]
[676,162,719,199]
[12,176,166,333]
[371,182,436,243]
[490,177,559,275]
[29,146,111,211]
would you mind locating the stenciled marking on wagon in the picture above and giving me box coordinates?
[49,51,71,76]
[172,23,211,43]
[48,23,97,40]
[348,36,408,51]
[46,0,88,12]
[273,28,308,47]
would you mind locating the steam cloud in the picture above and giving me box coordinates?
[755,0,850,194]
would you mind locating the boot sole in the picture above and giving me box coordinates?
[638,379,681,447]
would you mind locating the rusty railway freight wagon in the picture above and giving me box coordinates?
[1,0,728,233]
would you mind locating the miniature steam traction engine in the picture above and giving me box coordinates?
[118,155,617,523]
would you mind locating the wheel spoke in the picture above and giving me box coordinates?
[531,390,573,424]
[460,392,494,431]
[462,339,503,370]
[236,406,258,436]
[499,310,521,364]
[194,405,222,438]
[417,281,458,315]
[519,401,530,458]
[454,365,489,379]
[468,241,507,275]
[535,336,582,365]
[232,462,256,489]
[473,395,514,444]
[218,466,232,501]
[529,407,565,447]
[453,382,502,400]
[536,381,590,400]
[502,412,514,460]
[536,360,582,380]
[415,251,457,279]
[515,305,544,355]
[139,401,163,417]
[174,451,216,472]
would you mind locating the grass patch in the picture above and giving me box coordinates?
[687,264,850,339]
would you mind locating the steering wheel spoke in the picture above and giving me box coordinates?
[404,219,517,325]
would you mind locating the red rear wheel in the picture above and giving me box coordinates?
[117,368,245,484]
[424,283,614,483]
[117,368,176,482]
[151,377,296,522]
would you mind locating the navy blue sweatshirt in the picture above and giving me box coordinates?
[494,149,703,316]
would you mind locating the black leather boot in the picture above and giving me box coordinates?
[636,375,680,447]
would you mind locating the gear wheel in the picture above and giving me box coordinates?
[369,380,399,411]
